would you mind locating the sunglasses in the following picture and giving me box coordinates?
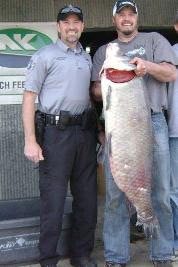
[60,6,82,14]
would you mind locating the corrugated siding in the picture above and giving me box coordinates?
[138,0,178,28]
[0,0,177,28]
[54,0,178,29]
[0,105,39,200]
[54,0,116,29]
[0,104,72,200]
[0,0,55,22]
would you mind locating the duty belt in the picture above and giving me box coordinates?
[45,112,83,126]
[37,109,97,130]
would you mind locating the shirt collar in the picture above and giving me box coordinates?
[56,39,83,54]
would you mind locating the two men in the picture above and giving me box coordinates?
[23,5,97,267]
[168,11,178,262]
[91,1,177,266]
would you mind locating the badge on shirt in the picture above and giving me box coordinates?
[56,56,66,61]
[27,59,36,70]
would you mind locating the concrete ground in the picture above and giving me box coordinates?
[22,197,178,267]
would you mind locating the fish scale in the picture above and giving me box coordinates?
[101,43,159,237]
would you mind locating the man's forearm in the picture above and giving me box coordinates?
[22,91,37,144]
[130,57,177,82]
[146,62,177,82]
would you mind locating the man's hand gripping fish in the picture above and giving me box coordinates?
[100,43,159,238]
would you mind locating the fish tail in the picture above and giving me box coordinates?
[136,217,160,239]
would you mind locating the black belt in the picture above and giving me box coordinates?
[37,109,97,130]
[45,112,83,126]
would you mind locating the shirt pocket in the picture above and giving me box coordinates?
[50,56,67,72]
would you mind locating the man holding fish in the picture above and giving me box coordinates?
[91,0,177,266]
[168,11,178,263]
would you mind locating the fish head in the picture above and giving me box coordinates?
[100,42,136,83]
[104,42,136,71]
[106,42,121,58]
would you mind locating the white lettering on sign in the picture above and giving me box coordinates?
[13,34,36,50]
[0,233,39,251]
[0,34,37,50]
[0,34,21,50]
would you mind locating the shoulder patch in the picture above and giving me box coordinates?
[27,59,36,70]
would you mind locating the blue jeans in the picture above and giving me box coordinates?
[103,112,174,263]
[169,137,178,251]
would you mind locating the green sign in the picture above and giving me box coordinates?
[0,28,53,56]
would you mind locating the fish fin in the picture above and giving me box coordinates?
[107,132,112,156]
[136,216,160,240]
[106,85,112,110]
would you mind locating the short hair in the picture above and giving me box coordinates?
[175,11,178,24]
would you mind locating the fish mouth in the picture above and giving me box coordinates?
[105,68,136,83]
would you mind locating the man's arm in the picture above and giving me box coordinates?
[91,44,107,101]
[91,60,177,102]
[22,90,44,163]
[130,57,177,82]
[91,81,102,102]
[90,81,106,146]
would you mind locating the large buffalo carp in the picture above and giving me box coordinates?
[100,42,159,238]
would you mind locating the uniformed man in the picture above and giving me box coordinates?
[22,5,97,267]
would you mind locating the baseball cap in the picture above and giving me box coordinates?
[113,0,138,16]
[57,5,83,22]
